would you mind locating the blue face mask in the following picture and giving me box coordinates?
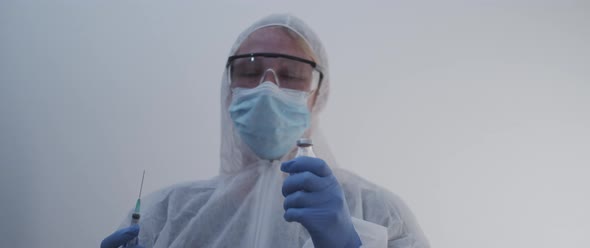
[229,82,310,160]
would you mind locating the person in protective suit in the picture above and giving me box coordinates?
[101,14,430,248]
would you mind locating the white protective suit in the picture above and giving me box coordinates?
[119,14,430,248]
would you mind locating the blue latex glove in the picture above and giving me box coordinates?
[100,224,144,248]
[281,156,362,248]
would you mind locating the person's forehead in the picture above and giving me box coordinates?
[235,27,312,60]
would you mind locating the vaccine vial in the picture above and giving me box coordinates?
[295,138,316,158]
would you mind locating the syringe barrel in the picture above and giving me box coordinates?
[126,213,141,246]
[130,213,140,224]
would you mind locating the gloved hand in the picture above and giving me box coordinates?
[100,224,144,248]
[281,156,362,248]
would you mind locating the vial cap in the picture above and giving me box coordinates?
[297,138,313,147]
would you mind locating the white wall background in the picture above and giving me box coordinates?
[1,1,589,247]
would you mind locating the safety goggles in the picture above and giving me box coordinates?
[226,53,324,93]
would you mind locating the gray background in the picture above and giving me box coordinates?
[1,1,589,247]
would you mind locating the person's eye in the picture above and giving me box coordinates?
[240,72,259,77]
[280,70,304,80]
[236,69,261,78]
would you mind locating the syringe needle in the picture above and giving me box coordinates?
[138,169,145,199]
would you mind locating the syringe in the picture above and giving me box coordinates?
[126,170,145,247]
